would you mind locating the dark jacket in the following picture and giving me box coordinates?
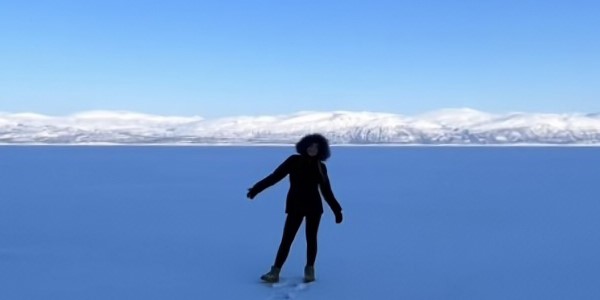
[249,154,342,215]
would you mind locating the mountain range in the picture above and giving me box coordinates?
[1,109,600,145]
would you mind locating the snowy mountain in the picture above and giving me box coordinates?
[1,109,600,145]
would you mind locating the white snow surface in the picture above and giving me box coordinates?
[1,109,600,144]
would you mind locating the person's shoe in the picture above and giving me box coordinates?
[260,266,280,283]
[304,266,315,283]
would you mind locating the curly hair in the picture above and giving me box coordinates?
[295,133,331,161]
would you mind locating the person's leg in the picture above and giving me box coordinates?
[305,214,322,267]
[274,214,304,268]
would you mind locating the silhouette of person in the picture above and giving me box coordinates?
[247,133,343,283]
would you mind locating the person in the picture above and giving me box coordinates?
[247,133,343,283]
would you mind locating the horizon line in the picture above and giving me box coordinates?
[1,107,599,119]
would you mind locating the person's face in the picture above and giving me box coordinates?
[307,143,319,157]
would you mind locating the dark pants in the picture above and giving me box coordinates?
[274,213,322,268]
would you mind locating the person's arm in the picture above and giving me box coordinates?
[247,155,295,199]
[318,163,343,223]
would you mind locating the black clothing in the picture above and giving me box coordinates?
[249,135,342,271]
[249,154,342,215]
[274,214,322,268]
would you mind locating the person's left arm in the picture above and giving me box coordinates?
[318,163,343,223]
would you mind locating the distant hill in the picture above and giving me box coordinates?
[2,109,600,145]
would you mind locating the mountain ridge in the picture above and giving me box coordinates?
[1,109,600,145]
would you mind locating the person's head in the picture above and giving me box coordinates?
[295,133,331,161]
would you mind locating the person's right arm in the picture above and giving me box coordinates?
[247,155,296,199]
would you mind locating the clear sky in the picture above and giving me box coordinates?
[1,0,599,117]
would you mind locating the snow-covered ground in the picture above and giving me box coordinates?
[2,109,600,144]
[1,146,599,299]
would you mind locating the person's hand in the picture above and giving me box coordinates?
[334,211,343,224]
[246,188,257,200]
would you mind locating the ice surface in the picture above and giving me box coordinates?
[1,146,599,299]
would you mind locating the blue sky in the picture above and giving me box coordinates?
[1,0,599,117]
